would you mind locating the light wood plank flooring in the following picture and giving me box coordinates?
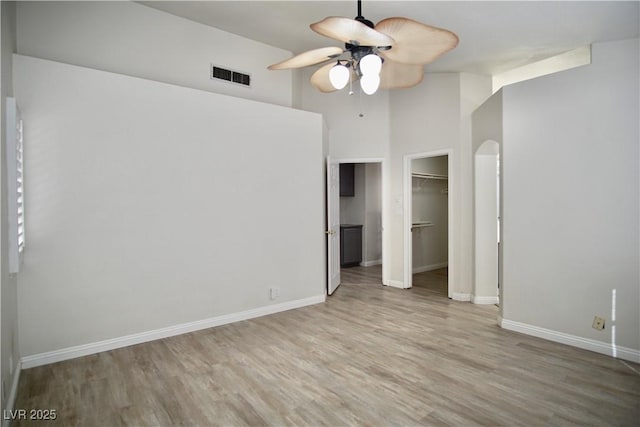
[413,268,448,297]
[13,266,640,426]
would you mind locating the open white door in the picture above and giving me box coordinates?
[327,157,341,295]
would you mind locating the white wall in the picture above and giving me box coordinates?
[300,67,390,160]
[301,67,491,289]
[389,74,459,289]
[471,90,504,309]
[474,145,499,303]
[459,73,494,295]
[0,0,19,412]
[411,156,448,272]
[471,91,503,153]
[501,38,639,355]
[388,73,492,292]
[301,70,391,280]
[14,55,325,358]
[16,1,292,107]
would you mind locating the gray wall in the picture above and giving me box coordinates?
[0,0,19,413]
[501,38,639,353]
[16,1,292,107]
[15,55,325,358]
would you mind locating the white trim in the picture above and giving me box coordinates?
[403,150,453,294]
[361,259,382,267]
[501,318,640,363]
[451,293,471,302]
[383,279,407,289]
[337,157,385,164]
[21,295,325,369]
[472,295,499,305]
[2,360,22,427]
[412,262,448,274]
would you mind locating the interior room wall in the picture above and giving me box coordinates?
[14,55,325,359]
[16,1,292,107]
[411,157,448,273]
[363,163,382,265]
[471,91,503,154]
[0,0,19,412]
[471,90,504,310]
[474,144,499,304]
[501,38,639,357]
[300,67,390,160]
[459,73,494,296]
[388,74,460,289]
[301,70,391,280]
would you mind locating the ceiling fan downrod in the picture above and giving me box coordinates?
[354,0,375,29]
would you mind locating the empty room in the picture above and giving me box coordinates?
[1,1,638,425]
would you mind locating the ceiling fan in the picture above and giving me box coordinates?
[268,0,459,95]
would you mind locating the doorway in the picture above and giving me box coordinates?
[403,150,453,297]
[327,158,385,294]
[473,141,500,305]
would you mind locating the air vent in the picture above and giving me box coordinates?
[211,65,251,87]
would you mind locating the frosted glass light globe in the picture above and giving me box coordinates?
[360,74,380,95]
[359,54,382,76]
[329,64,350,90]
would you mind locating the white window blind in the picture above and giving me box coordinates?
[6,97,24,273]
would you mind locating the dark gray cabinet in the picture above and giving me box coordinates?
[340,163,355,197]
[340,224,363,267]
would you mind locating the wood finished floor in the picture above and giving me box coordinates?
[13,266,640,426]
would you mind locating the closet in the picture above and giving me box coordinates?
[411,156,449,290]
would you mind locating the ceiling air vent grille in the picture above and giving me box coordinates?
[211,65,251,87]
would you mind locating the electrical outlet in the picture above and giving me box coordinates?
[269,287,280,300]
[592,316,605,330]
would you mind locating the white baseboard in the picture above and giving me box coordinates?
[21,294,326,369]
[384,279,407,289]
[360,259,381,267]
[501,318,640,363]
[2,359,22,427]
[472,295,499,305]
[412,262,448,274]
[451,293,471,301]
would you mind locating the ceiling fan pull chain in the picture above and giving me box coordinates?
[348,70,354,96]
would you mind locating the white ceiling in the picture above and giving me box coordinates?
[141,1,639,75]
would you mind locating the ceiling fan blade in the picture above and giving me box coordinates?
[311,17,394,47]
[376,17,458,65]
[268,47,344,70]
[310,63,340,93]
[380,60,424,89]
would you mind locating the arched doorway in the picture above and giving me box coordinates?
[474,140,500,305]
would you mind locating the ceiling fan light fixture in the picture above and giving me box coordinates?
[329,63,350,90]
[268,0,458,97]
[360,73,380,95]
[359,53,382,76]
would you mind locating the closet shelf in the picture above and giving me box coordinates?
[411,221,434,231]
[412,172,448,180]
